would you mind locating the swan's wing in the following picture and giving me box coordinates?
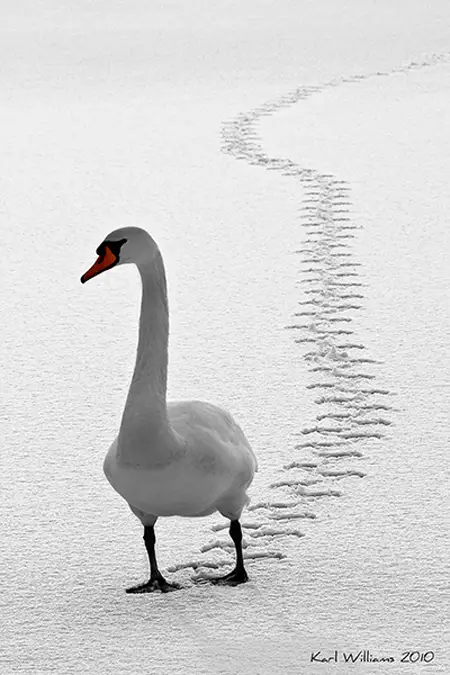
[168,400,258,478]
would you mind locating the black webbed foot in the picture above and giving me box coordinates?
[126,575,180,594]
[209,566,248,586]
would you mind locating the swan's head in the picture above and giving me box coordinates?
[80,227,156,283]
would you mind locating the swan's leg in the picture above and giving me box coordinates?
[210,520,248,585]
[126,525,180,593]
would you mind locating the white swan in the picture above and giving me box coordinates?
[81,227,257,591]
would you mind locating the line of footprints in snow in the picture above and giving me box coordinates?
[168,51,450,581]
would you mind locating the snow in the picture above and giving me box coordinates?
[1,1,449,673]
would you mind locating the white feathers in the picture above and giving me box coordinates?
[98,228,257,524]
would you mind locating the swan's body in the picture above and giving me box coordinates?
[81,227,257,590]
[104,400,256,521]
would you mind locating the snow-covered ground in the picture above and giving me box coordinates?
[1,2,449,673]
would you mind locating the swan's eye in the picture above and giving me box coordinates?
[104,238,127,259]
[93,237,127,266]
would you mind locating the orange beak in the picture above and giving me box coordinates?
[80,245,118,284]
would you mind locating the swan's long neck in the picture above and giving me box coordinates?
[117,250,175,466]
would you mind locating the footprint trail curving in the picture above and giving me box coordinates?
[172,52,450,581]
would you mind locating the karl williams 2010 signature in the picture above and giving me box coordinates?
[309,650,436,665]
